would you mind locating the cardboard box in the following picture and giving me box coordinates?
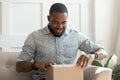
[46,64,83,80]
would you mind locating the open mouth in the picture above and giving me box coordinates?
[55,28,63,33]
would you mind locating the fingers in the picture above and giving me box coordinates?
[36,62,56,70]
[76,56,82,66]
[76,55,89,69]
[82,56,89,68]
[47,62,56,66]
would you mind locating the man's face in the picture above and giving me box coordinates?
[48,12,68,37]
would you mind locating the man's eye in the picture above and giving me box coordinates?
[62,22,66,24]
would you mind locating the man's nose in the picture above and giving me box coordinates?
[58,23,62,28]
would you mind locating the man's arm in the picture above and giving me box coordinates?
[88,48,108,60]
[16,61,33,72]
[94,48,108,60]
[16,61,55,72]
[76,48,108,68]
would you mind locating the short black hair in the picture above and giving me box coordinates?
[49,3,68,15]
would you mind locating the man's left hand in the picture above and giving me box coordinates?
[76,54,89,69]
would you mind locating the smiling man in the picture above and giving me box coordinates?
[48,4,67,37]
[16,3,107,80]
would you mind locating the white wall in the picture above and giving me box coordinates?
[116,0,120,64]
[0,2,2,48]
[95,0,118,55]
[0,3,1,34]
[2,0,86,52]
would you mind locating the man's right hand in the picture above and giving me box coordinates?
[33,62,55,70]
[16,61,55,72]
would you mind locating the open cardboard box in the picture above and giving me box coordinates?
[46,64,83,80]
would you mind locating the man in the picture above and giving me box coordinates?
[16,3,107,80]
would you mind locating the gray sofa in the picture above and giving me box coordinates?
[0,52,112,80]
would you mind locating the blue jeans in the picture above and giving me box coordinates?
[40,78,45,80]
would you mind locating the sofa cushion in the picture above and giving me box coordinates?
[0,52,32,80]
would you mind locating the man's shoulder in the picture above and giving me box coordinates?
[26,27,47,39]
[31,27,47,35]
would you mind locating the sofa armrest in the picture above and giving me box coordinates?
[0,52,32,80]
[84,65,112,80]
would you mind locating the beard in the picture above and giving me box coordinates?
[48,25,65,37]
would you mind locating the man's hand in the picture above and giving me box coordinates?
[16,61,55,72]
[33,62,55,70]
[76,54,89,69]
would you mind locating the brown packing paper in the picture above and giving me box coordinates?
[46,64,83,80]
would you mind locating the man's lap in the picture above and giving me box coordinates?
[40,78,45,80]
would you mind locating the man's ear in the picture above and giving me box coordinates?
[47,15,50,21]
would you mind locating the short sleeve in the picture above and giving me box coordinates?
[79,39,103,54]
[17,32,36,62]
[78,32,103,54]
